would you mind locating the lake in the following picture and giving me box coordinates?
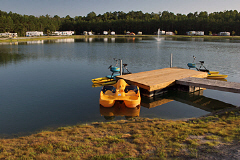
[0,37,239,138]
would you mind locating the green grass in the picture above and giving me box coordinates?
[1,34,240,43]
[0,108,239,159]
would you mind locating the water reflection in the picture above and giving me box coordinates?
[0,42,18,45]
[111,38,115,42]
[55,39,74,43]
[0,52,24,66]
[0,37,239,137]
[99,89,236,121]
[141,90,237,112]
[27,40,44,44]
[100,102,140,120]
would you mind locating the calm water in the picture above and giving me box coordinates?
[0,37,239,137]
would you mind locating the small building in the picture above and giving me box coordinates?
[219,32,230,36]
[110,31,115,35]
[88,32,93,35]
[166,32,174,35]
[0,32,18,37]
[154,30,165,35]
[60,31,74,36]
[51,31,74,36]
[83,31,88,35]
[26,31,43,37]
[196,31,204,36]
[138,31,142,35]
[51,31,60,36]
[187,31,204,36]
[160,31,165,35]
[187,31,196,35]
[103,31,108,35]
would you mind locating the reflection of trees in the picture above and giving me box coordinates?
[0,52,25,66]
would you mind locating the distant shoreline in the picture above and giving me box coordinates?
[1,35,240,43]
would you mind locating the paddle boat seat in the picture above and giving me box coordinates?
[124,85,139,94]
[187,63,196,68]
[102,85,116,94]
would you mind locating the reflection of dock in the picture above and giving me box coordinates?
[141,90,237,112]
[171,91,236,112]
[116,68,207,97]
[141,97,173,108]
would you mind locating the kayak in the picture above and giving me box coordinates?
[209,71,219,74]
[92,81,116,87]
[92,77,113,84]
[207,74,228,79]
[99,79,141,108]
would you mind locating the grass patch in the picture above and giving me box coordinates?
[0,108,239,159]
[1,35,240,43]
[205,135,219,140]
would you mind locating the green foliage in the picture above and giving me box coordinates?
[0,10,240,36]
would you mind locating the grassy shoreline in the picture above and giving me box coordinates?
[1,34,240,43]
[0,107,239,159]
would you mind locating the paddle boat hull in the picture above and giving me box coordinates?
[99,79,141,108]
[209,71,219,74]
[207,74,228,79]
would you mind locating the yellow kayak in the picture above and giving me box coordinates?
[99,79,141,108]
[92,77,113,84]
[92,81,116,87]
[207,74,228,79]
[209,71,219,74]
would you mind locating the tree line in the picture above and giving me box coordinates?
[0,10,240,36]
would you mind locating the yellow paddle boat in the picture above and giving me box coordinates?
[99,79,141,108]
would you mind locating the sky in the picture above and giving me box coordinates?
[1,0,240,18]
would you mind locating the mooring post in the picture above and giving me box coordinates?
[120,59,123,75]
[170,53,173,68]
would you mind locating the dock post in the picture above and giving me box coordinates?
[170,53,173,68]
[120,59,123,75]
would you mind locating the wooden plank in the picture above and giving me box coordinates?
[117,68,208,92]
[176,77,240,93]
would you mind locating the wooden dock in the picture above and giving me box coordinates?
[176,77,240,93]
[116,68,208,96]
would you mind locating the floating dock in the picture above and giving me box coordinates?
[116,68,208,97]
[176,77,240,93]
